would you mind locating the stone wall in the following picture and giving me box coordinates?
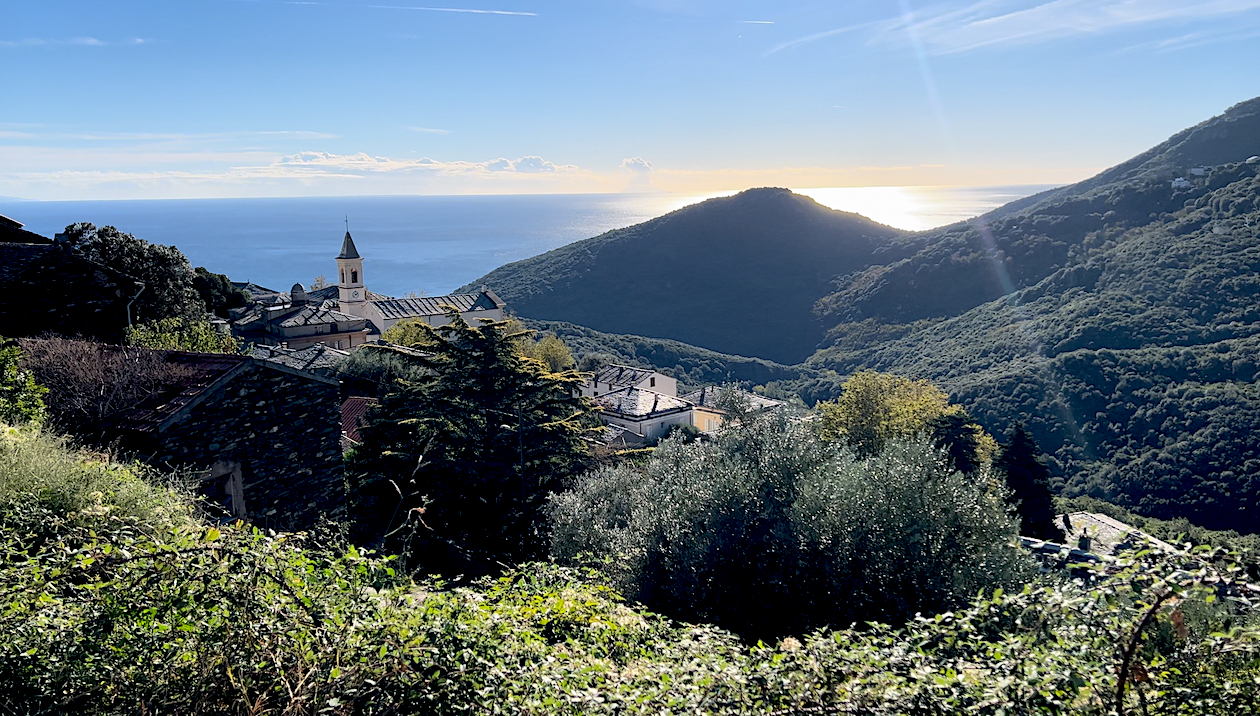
[1,248,137,343]
[137,363,346,530]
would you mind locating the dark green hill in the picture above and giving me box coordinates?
[462,188,906,364]
[793,162,1260,532]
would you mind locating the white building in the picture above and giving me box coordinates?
[310,232,507,336]
[593,387,725,439]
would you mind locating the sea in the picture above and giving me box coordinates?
[0,185,1056,298]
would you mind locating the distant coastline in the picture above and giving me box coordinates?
[0,186,1050,296]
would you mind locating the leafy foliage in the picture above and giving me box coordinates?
[550,412,1032,641]
[60,223,203,323]
[4,427,1260,715]
[528,318,800,390]
[793,162,1260,532]
[349,310,598,568]
[816,370,996,463]
[191,266,250,318]
[126,316,241,353]
[0,338,46,427]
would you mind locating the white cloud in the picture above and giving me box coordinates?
[406,126,452,134]
[875,0,1260,55]
[620,157,653,173]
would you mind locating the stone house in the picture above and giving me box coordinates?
[232,283,376,350]
[106,350,345,529]
[593,386,725,440]
[579,363,677,399]
[0,215,145,343]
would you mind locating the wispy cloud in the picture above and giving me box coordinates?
[741,20,774,24]
[405,126,452,134]
[369,5,537,16]
[1,129,340,143]
[874,0,1260,55]
[764,22,872,56]
[1117,23,1260,52]
[1,36,154,48]
[273,151,576,173]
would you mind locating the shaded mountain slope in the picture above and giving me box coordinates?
[793,163,1260,532]
[815,97,1260,330]
[463,189,906,364]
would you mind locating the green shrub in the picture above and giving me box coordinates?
[549,411,1033,640]
[0,426,193,531]
[0,338,46,427]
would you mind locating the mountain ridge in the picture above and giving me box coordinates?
[461,188,908,364]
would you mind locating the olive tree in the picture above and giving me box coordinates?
[550,412,1031,641]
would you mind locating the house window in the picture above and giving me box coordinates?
[650,377,656,388]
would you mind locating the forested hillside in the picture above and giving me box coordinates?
[795,160,1260,532]
[462,189,906,363]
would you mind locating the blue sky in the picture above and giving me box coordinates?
[3,0,1259,200]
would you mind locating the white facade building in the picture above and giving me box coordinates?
[312,232,507,337]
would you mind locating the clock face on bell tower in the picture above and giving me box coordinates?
[352,291,360,298]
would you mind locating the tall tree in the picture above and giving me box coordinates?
[996,424,1064,542]
[192,267,249,318]
[61,223,203,324]
[929,409,983,475]
[819,371,956,457]
[349,310,598,568]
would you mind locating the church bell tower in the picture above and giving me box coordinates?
[336,231,366,316]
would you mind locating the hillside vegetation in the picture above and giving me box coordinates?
[796,157,1260,532]
[5,424,1260,715]
[463,189,906,364]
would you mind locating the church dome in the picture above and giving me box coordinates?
[290,283,308,305]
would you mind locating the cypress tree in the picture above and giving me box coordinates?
[929,409,982,475]
[348,310,598,568]
[995,424,1064,542]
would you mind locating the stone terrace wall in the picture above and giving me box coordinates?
[146,363,345,529]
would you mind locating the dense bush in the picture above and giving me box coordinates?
[550,412,1032,640]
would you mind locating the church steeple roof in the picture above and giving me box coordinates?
[337,231,360,260]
